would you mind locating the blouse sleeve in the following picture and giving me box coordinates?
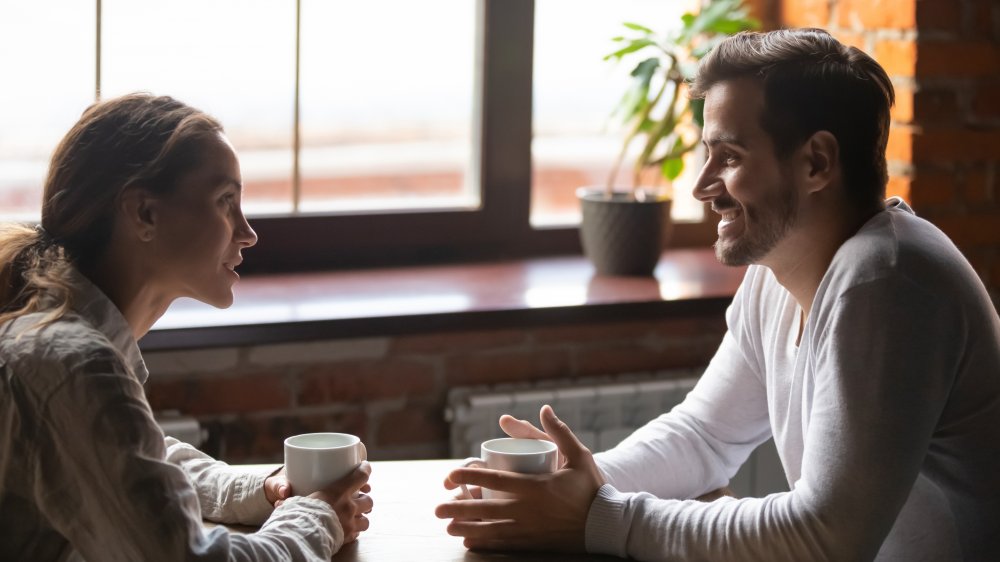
[164,436,277,526]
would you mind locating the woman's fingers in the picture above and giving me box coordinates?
[355,492,374,515]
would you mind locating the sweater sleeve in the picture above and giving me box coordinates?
[33,346,344,562]
[593,329,772,501]
[594,273,772,502]
[585,274,959,561]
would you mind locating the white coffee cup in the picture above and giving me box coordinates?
[460,438,558,500]
[284,432,367,496]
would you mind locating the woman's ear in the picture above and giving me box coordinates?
[799,130,840,195]
[117,186,157,242]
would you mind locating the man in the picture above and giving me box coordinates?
[435,28,1000,561]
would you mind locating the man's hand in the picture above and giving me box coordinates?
[435,405,605,552]
[306,462,375,544]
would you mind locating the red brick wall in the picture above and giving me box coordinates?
[781,0,1000,307]
[145,316,726,463]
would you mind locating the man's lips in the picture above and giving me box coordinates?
[713,206,743,235]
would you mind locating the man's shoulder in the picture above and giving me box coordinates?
[829,205,973,295]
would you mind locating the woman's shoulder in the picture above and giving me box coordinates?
[1,312,123,390]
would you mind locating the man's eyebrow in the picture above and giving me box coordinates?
[703,135,747,149]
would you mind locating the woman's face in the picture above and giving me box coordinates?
[149,132,257,308]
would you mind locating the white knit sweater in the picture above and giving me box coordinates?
[587,200,1000,561]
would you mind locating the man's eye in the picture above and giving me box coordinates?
[724,153,739,165]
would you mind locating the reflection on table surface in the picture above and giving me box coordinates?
[228,459,619,562]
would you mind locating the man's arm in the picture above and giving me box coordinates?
[595,329,772,500]
[438,274,959,560]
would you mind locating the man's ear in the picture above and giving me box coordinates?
[799,130,839,195]
[118,185,157,242]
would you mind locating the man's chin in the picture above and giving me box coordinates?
[715,241,752,266]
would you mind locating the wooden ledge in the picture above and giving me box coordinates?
[140,249,745,352]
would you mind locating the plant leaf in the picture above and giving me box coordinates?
[604,38,656,61]
[662,156,685,181]
[630,57,660,80]
[622,21,655,35]
[691,97,705,128]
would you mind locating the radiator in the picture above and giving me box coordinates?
[155,410,207,447]
[445,371,788,498]
[446,374,699,458]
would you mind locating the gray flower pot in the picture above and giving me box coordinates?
[577,187,673,276]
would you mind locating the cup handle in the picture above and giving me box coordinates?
[458,457,487,499]
[360,442,368,461]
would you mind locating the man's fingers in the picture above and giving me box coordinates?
[446,518,522,540]
[498,415,549,441]
[445,467,537,495]
[538,405,589,466]
[435,498,516,520]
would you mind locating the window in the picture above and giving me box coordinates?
[0,1,95,221]
[0,0,713,272]
[531,0,705,226]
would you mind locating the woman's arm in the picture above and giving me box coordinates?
[34,346,343,562]
[164,437,277,526]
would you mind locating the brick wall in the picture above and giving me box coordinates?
[780,0,1000,307]
[144,316,726,463]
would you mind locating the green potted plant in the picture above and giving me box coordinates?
[578,0,759,275]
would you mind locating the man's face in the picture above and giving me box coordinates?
[692,78,799,266]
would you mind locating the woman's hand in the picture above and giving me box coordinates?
[435,405,605,553]
[307,462,374,544]
[264,468,291,506]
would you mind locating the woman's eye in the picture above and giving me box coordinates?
[724,153,739,165]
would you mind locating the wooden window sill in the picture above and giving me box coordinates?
[140,249,745,352]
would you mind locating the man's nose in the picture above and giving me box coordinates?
[692,164,722,203]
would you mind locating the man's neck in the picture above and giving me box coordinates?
[764,202,881,321]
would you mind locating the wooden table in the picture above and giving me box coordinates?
[230,459,619,562]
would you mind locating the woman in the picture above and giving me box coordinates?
[0,94,372,561]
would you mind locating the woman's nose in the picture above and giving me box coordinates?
[235,211,258,248]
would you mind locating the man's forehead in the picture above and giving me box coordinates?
[701,77,765,143]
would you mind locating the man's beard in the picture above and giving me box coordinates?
[714,183,798,266]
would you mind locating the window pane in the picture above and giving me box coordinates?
[102,0,296,215]
[0,1,95,221]
[531,0,704,227]
[298,0,476,213]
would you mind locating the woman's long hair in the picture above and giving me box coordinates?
[0,93,223,328]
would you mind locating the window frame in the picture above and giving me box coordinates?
[246,0,714,273]
[11,0,714,273]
